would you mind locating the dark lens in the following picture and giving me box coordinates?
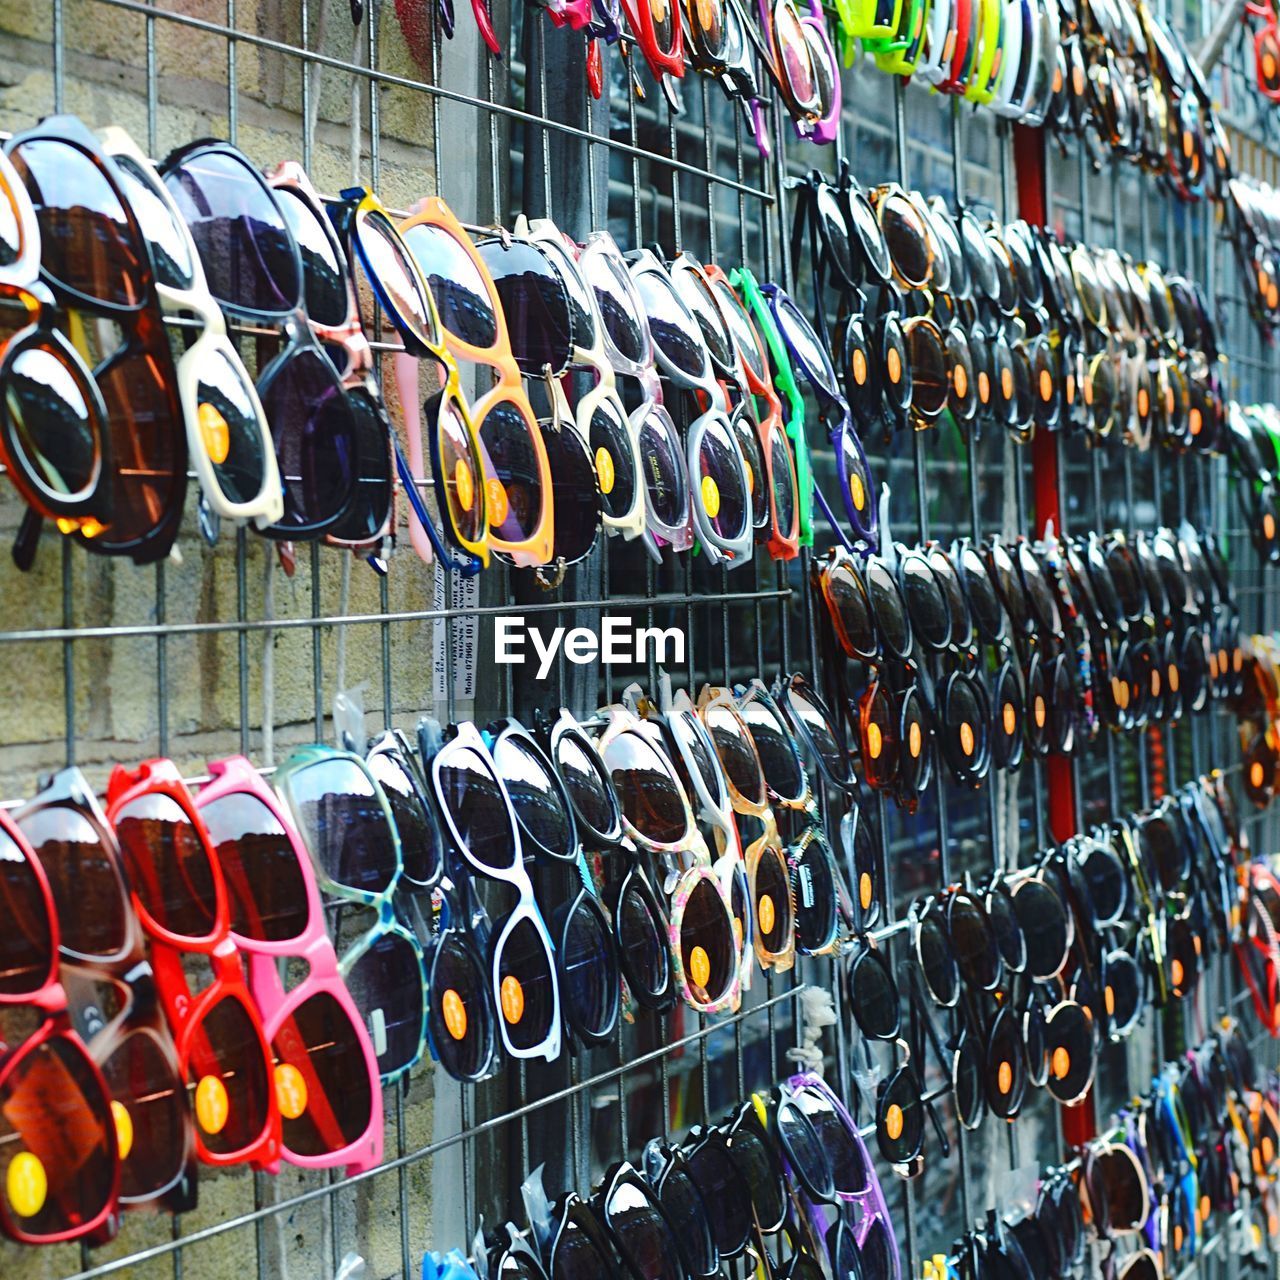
[187,994,270,1155]
[102,1028,185,1203]
[479,398,544,544]
[908,322,948,419]
[769,432,797,538]
[655,1166,717,1277]
[345,929,425,1077]
[402,222,497,348]
[605,1176,684,1280]
[1012,879,1070,979]
[739,699,804,801]
[880,193,930,286]
[262,347,357,531]
[754,845,793,957]
[607,732,688,845]
[864,558,911,656]
[560,896,615,1039]
[194,347,269,506]
[917,909,958,1005]
[13,138,146,306]
[2,339,101,506]
[987,888,1026,973]
[792,836,838,954]
[1144,815,1188,892]
[493,733,572,858]
[113,792,218,940]
[1105,949,1141,1034]
[1023,996,1047,1086]
[551,1205,623,1280]
[715,281,765,379]
[985,1004,1026,1119]
[954,1035,986,1128]
[495,914,556,1051]
[285,756,398,895]
[555,733,615,835]
[272,990,373,1155]
[583,249,646,366]
[478,238,571,374]
[696,415,749,541]
[1044,1001,1094,1103]
[639,409,686,529]
[948,892,999,990]
[959,544,1004,641]
[1081,842,1126,924]
[1089,1148,1147,1231]
[436,745,517,873]
[430,929,492,1081]
[588,402,638,522]
[860,1217,896,1280]
[877,1068,923,1164]
[0,827,52,996]
[704,705,765,804]
[274,185,348,326]
[850,949,898,1039]
[788,686,848,782]
[112,154,194,291]
[366,747,443,889]
[0,1035,116,1239]
[435,394,487,546]
[796,1085,867,1194]
[686,1140,752,1256]
[616,873,669,1002]
[675,712,724,804]
[899,551,950,649]
[356,211,437,347]
[776,1095,833,1198]
[634,267,708,380]
[164,148,298,314]
[200,791,308,943]
[777,293,839,392]
[824,562,877,658]
[839,428,875,529]
[17,800,127,961]
[672,264,734,372]
[679,878,735,1003]
[726,1125,785,1230]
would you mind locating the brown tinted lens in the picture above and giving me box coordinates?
[480,399,544,544]
[823,562,877,658]
[272,991,373,1155]
[102,1028,187,1203]
[0,827,53,997]
[861,684,897,789]
[200,791,308,944]
[0,1035,116,1239]
[17,804,128,961]
[908,321,948,420]
[113,793,219,940]
[186,995,271,1156]
[12,138,145,305]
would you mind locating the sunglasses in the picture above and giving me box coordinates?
[0,806,121,1245]
[194,756,384,1175]
[273,745,431,1082]
[105,759,282,1170]
[9,116,188,565]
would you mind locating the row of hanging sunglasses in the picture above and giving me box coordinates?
[857,773,1245,1169]
[503,0,1229,205]
[938,1021,1280,1280]
[1234,635,1280,809]
[1225,401,1280,566]
[792,176,1228,452]
[421,1072,901,1280]
[0,668,875,1245]
[1226,176,1280,339]
[811,525,1241,811]
[0,115,1229,581]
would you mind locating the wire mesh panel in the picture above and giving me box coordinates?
[0,0,1276,1278]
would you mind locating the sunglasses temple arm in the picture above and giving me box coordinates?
[12,505,42,572]
[811,483,856,552]
[393,439,482,577]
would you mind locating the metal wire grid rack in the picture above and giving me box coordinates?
[0,0,1275,1277]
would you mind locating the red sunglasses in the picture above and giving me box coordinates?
[105,759,282,1172]
[14,766,197,1231]
[0,807,120,1246]
[196,756,384,1175]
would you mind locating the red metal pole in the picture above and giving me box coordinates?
[1012,122,1098,1144]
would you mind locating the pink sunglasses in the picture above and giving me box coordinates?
[197,756,384,1176]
